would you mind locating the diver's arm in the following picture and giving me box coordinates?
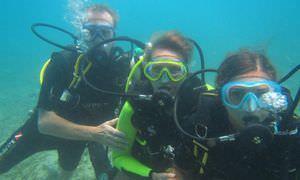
[38,109,128,150]
[38,108,95,140]
[111,102,153,177]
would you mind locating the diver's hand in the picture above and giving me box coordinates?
[91,118,128,151]
[151,172,177,180]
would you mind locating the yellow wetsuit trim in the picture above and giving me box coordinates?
[68,54,92,89]
[39,54,92,89]
[125,56,144,93]
[193,140,209,174]
[39,59,51,85]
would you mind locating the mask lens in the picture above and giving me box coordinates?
[147,64,163,79]
[144,60,187,82]
[222,80,281,110]
[228,86,248,105]
[167,64,185,79]
[227,85,271,105]
[82,23,114,41]
[100,28,114,39]
[253,84,270,96]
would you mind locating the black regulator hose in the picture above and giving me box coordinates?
[174,69,218,141]
[32,22,150,99]
[278,63,300,124]
[78,36,149,99]
[278,64,300,84]
[79,62,151,100]
[188,39,206,85]
[174,66,299,147]
[31,23,79,52]
[86,36,146,56]
[31,22,215,105]
[287,88,300,120]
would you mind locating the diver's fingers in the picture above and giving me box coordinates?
[152,172,176,180]
[109,127,127,139]
[105,118,118,126]
[103,129,128,148]
[98,120,126,139]
[165,172,176,179]
[105,137,128,151]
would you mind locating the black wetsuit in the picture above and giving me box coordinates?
[123,76,201,179]
[175,94,300,180]
[0,48,131,179]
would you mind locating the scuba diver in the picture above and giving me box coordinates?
[110,31,202,180]
[0,4,133,180]
[174,50,300,180]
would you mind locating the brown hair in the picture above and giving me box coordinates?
[85,4,119,27]
[144,31,193,64]
[216,49,277,87]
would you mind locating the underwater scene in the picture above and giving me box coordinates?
[0,0,299,179]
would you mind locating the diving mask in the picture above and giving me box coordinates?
[81,22,115,42]
[144,59,188,82]
[221,79,288,112]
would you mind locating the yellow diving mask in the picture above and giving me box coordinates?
[143,58,188,82]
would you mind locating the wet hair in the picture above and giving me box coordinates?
[144,31,193,64]
[216,49,277,87]
[85,4,119,27]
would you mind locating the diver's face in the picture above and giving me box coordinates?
[225,70,272,130]
[81,10,115,52]
[149,49,186,96]
[86,10,114,25]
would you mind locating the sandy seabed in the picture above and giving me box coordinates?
[0,70,96,180]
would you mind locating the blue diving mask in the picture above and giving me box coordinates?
[221,79,288,113]
[82,22,115,42]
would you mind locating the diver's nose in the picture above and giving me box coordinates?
[242,93,258,112]
[160,72,170,83]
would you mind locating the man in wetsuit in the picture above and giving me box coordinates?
[0,4,130,180]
